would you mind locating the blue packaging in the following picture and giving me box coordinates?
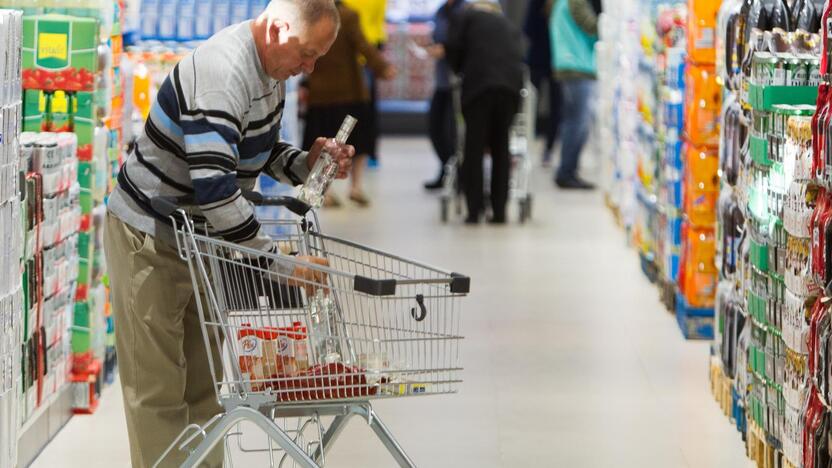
[158,0,179,41]
[250,0,269,17]
[230,0,250,25]
[194,0,214,39]
[140,0,160,40]
[177,0,196,41]
[213,0,232,35]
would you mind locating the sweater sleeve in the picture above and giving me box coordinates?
[568,0,598,36]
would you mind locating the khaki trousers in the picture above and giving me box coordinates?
[103,213,223,468]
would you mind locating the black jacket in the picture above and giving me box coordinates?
[445,4,525,107]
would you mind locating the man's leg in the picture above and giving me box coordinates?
[104,214,195,468]
[462,96,490,221]
[183,292,224,468]
[556,79,593,183]
[488,91,520,222]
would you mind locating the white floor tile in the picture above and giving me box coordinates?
[29,136,752,467]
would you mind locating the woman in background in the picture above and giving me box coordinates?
[303,0,396,206]
[343,0,388,168]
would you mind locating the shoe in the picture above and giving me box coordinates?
[464,214,480,225]
[487,216,507,225]
[349,190,371,207]
[323,193,343,208]
[555,177,596,190]
[424,177,444,190]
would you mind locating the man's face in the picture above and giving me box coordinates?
[264,17,337,81]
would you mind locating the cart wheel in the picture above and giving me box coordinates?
[440,197,449,223]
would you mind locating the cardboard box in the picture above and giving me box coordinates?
[72,91,95,159]
[21,14,99,92]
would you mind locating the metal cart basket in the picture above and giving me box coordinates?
[152,195,470,468]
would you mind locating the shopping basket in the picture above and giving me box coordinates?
[151,193,470,468]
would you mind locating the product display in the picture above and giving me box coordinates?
[0,10,23,468]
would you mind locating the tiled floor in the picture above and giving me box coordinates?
[30,137,753,467]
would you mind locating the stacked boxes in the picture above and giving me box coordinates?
[0,10,22,468]
[655,7,688,307]
[20,131,79,412]
[675,0,722,339]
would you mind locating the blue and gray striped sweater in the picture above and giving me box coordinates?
[108,20,310,263]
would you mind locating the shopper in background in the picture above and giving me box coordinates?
[445,0,524,224]
[103,1,353,466]
[302,0,396,207]
[423,0,465,190]
[525,0,561,167]
[549,0,601,190]
[342,0,387,168]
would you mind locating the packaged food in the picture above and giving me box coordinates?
[237,322,309,391]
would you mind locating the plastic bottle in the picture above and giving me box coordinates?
[298,116,357,209]
[176,0,195,42]
[213,0,231,35]
[194,0,213,40]
[132,59,151,121]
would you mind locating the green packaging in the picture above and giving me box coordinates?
[23,89,49,132]
[21,14,99,92]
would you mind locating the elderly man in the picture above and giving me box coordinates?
[103,1,352,466]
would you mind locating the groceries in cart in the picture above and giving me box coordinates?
[297,115,357,209]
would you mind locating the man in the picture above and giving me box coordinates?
[103,1,352,466]
[549,0,601,190]
[445,0,524,224]
[524,0,561,167]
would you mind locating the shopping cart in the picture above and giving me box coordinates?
[151,193,469,468]
[439,74,536,224]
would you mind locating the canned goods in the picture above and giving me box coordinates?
[786,54,807,86]
[806,56,821,87]
[773,53,789,86]
[754,52,777,86]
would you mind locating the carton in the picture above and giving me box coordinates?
[72,91,95,159]
[21,14,99,92]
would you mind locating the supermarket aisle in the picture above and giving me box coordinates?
[31,137,751,468]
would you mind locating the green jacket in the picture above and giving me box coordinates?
[550,0,598,80]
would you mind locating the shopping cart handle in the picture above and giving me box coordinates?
[240,190,311,216]
[150,192,311,218]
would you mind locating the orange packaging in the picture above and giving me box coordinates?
[680,224,717,308]
[684,62,722,147]
[687,0,720,64]
[238,323,309,391]
[684,145,719,227]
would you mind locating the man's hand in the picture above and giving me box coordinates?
[307,137,355,178]
[426,44,445,59]
[288,255,329,295]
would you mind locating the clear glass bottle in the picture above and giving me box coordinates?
[298,115,357,209]
[308,290,341,365]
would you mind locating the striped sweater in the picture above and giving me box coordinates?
[108,21,309,271]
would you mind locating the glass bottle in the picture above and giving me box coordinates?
[298,115,357,209]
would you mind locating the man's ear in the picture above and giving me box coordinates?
[268,19,288,45]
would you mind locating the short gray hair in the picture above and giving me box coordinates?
[268,0,340,29]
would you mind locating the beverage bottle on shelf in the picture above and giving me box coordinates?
[767,0,792,31]
[688,0,722,64]
[297,115,357,209]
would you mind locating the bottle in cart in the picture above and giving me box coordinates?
[308,289,341,365]
[297,115,357,209]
